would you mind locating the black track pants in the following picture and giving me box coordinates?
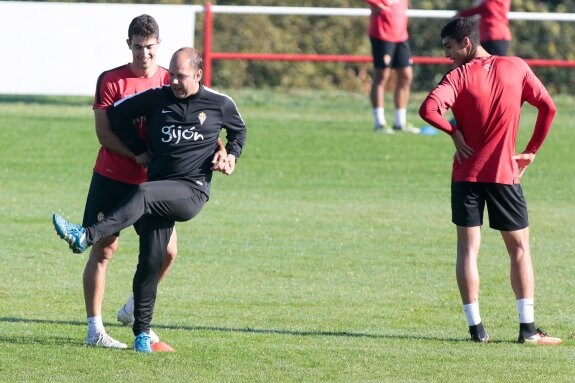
[86,180,207,244]
[132,216,173,336]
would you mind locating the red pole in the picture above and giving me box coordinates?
[203,2,213,87]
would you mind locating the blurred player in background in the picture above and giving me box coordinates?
[82,14,227,348]
[419,18,561,345]
[457,0,511,56]
[362,0,419,134]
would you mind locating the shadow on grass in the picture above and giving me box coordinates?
[0,316,512,344]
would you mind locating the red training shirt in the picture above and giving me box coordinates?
[92,64,169,184]
[419,56,555,185]
[458,0,511,42]
[363,0,408,42]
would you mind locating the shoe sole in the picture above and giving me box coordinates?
[86,342,128,349]
[522,338,562,345]
[134,348,152,352]
[470,334,490,343]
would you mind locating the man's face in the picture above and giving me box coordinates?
[442,36,468,68]
[169,54,202,99]
[127,35,160,70]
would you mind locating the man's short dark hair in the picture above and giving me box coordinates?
[128,14,160,41]
[441,17,480,46]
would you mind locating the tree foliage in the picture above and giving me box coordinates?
[42,0,575,93]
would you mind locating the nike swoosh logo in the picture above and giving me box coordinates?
[162,109,172,114]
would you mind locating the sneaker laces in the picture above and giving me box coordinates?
[535,328,548,337]
[86,332,105,345]
[54,214,88,254]
[518,327,549,343]
[134,333,151,351]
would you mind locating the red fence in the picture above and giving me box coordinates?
[201,2,575,87]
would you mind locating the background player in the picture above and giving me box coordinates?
[456,0,512,56]
[362,0,419,134]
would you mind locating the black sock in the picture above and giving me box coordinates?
[519,322,537,337]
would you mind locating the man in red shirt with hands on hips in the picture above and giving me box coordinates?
[419,18,561,345]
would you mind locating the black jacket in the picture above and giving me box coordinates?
[108,84,247,196]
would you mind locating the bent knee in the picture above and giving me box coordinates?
[165,245,178,263]
[91,236,120,260]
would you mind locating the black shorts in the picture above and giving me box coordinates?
[370,37,412,69]
[451,182,529,231]
[482,40,510,56]
[82,172,140,234]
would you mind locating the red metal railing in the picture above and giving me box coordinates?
[202,2,575,87]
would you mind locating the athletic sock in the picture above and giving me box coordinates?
[517,298,536,337]
[87,315,105,337]
[463,302,482,326]
[393,108,407,129]
[463,302,486,338]
[516,298,535,323]
[519,322,537,338]
[373,107,386,128]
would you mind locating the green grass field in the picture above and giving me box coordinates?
[0,90,574,382]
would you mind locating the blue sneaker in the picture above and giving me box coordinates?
[52,213,88,253]
[134,332,152,353]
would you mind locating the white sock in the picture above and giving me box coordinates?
[87,315,105,337]
[373,107,386,127]
[463,303,482,326]
[393,108,407,129]
[79,232,88,247]
[516,298,535,324]
[124,293,134,315]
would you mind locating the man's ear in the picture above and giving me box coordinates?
[126,39,131,49]
[463,36,472,49]
[196,69,203,82]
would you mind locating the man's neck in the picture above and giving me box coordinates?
[129,62,158,79]
[468,45,491,61]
